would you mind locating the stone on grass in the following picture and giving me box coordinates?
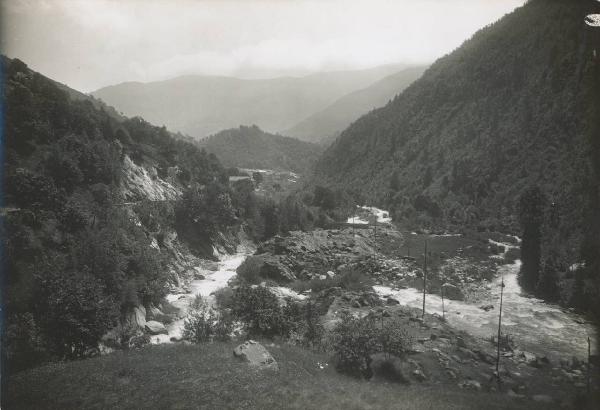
[459,379,482,391]
[144,320,167,335]
[412,369,427,381]
[233,340,278,370]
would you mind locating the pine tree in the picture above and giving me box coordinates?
[518,186,547,291]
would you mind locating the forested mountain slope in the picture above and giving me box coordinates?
[1,56,243,370]
[316,0,594,227]
[199,125,323,173]
[91,65,405,139]
[285,66,427,143]
[314,0,600,312]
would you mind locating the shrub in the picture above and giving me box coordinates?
[4,313,49,372]
[330,313,413,378]
[230,285,285,337]
[183,296,234,343]
[330,313,381,378]
[213,287,234,309]
[236,256,263,284]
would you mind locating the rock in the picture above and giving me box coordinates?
[233,340,278,370]
[200,260,220,271]
[442,283,465,301]
[386,297,400,305]
[144,320,168,335]
[326,270,335,278]
[456,336,467,348]
[126,305,147,328]
[318,274,327,280]
[459,379,481,391]
[479,304,494,311]
[531,394,553,404]
[170,336,183,342]
[412,369,427,381]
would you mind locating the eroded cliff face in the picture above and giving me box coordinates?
[121,154,182,202]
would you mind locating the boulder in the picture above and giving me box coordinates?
[126,305,147,328]
[386,297,400,305]
[144,320,168,335]
[412,369,427,382]
[233,340,278,370]
[459,380,482,391]
[442,283,465,301]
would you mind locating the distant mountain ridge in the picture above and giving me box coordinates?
[91,64,408,141]
[198,125,323,173]
[285,66,427,143]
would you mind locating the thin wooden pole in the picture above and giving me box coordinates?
[587,336,591,394]
[422,241,427,318]
[496,270,505,376]
[441,272,445,321]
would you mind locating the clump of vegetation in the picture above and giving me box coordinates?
[183,296,234,343]
[329,313,413,378]
[236,256,264,284]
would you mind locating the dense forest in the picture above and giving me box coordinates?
[198,125,323,173]
[313,0,600,315]
[0,56,244,371]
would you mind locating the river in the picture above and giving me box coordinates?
[374,240,597,361]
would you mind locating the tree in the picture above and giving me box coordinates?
[518,186,547,291]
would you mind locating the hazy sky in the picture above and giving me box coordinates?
[2,0,525,92]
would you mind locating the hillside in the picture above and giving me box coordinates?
[286,66,427,143]
[1,56,246,372]
[199,125,323,173]
[91,64,406,140]
[4,341,558,410]
[315,0,596,233]
[313,0,600,312]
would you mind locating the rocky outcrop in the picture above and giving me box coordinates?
[233,340,278,370]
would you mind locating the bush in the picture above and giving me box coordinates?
[4,313,49,372]
[330,313,381,377]
[230,285,285,337]
[183,297,234,343]
[236,256,263,284]
[329,313,412,378]
[213,287,234,309]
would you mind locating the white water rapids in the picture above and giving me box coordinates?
[374,243,597,360]
[152,208,597,362]
[150,252,249,344]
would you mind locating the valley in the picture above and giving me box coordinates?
[3,0,600,409]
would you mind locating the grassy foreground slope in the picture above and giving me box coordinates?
[5,343,542,410]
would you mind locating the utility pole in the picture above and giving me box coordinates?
[496,269,506,377]
[440,269,446,321]
[422,240,427,318]
[587,336,591,394]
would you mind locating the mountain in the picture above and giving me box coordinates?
[285,66,427,143]
[2,56,245,370]
[314,0,600,310]
[90,65,406,140]
[198,125,322,173]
